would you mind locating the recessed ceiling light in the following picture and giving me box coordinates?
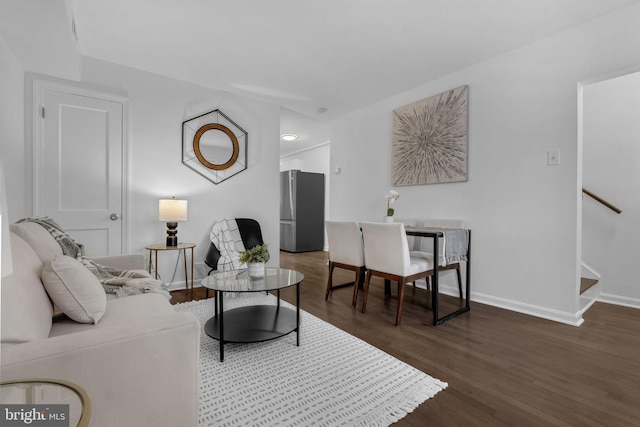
[281,134,298,141]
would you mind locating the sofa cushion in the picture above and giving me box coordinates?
[42,255,107,324]
[0,233,53,343]
[10,221,63,263]
[49,293,175,337]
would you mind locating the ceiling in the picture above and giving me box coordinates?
[3,0,638,156]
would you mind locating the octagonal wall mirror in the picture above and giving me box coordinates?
[182,109,248,184]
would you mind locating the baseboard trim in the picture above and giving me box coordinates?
[411,281,584,326]
[167,280,201,292]
[578,282,600,314]
[441,285,584,327]
[598,293,640,309]
[170,279,589,326]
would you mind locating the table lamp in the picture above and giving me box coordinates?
[159,198,188,246]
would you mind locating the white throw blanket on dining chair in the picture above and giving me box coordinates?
[441,228,469,265]
[409,219,469,267]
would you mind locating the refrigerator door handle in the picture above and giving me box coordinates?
[288,172,294,220]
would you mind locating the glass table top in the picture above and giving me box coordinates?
[201,267,304,292]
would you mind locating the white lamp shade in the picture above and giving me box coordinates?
[159,199,188,222]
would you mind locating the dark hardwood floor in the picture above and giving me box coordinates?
[171,251,640,426]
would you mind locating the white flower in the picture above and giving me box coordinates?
[386,190,400,204]
[386,190,400,216]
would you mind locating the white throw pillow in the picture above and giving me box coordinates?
[42,255,106,324]
[1,233,54,343]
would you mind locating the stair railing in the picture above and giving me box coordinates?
[582,188,622,214]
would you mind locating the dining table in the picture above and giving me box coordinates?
[402,225,471,326]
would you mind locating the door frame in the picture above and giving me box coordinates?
[30,77,131,253]
[577,66,640,312]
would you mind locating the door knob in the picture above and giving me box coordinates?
[110,213,120,220]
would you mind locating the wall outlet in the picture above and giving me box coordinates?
[547,149,560,166]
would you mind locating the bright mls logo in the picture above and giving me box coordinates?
[1,405,69,426]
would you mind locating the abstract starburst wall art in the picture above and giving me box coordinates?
[392,85,468,186]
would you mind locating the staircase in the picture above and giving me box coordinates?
[579,262,600,314]
[579,189,619,315]
[580,277,598,295]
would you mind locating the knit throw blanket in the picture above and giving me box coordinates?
[442,228,469,266]
[209,218,246,271]
[19,217,170,299]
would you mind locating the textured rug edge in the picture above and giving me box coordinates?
[356,379,448,426]
[175,296,448,426]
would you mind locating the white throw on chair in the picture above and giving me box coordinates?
[359,222,434,326]
[409,219,466,298]
[325,221,366,307]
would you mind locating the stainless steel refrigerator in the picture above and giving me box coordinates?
[280,170,325,252]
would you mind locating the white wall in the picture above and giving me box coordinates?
[280,143,330,175]
[329,5,640,325]
[280,143,331,249]
[0,52,281,289]
[0,34,25,220]
[582,71,640,308]
[1,4,80,224]
[0,0,80,83]
[4,4,640,312]
[79,58,281,286]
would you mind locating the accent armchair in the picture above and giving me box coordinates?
[204,218,264,298]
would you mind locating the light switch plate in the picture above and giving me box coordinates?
[547,149,560,166]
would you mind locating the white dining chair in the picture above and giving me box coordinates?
[394,217,417,252]
[325,221,366,307]
[410,219,466,298]
[359,222,434,326]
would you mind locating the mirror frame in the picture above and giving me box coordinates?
[182,109,248,184]
[193,123,239,170]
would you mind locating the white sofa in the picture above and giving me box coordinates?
[1,221,200,427]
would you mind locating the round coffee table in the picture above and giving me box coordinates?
[201,267,304,361]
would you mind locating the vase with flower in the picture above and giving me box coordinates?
[384,190,400,222]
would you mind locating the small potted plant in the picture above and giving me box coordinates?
[239,244,270,278]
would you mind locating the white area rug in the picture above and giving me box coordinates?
[175,294,447,426]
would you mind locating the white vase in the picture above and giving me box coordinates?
[383,216,394,223]
[247,262,265,278]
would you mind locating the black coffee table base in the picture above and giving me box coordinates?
[201,270,303,362]
[205,305,298,343]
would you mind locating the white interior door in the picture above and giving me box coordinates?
[34,82,127,256]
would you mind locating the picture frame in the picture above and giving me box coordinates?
[392,85,468,186]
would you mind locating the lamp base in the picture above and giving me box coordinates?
[166,222,178,247]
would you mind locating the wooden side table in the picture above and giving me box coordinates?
[146,243,196,295]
